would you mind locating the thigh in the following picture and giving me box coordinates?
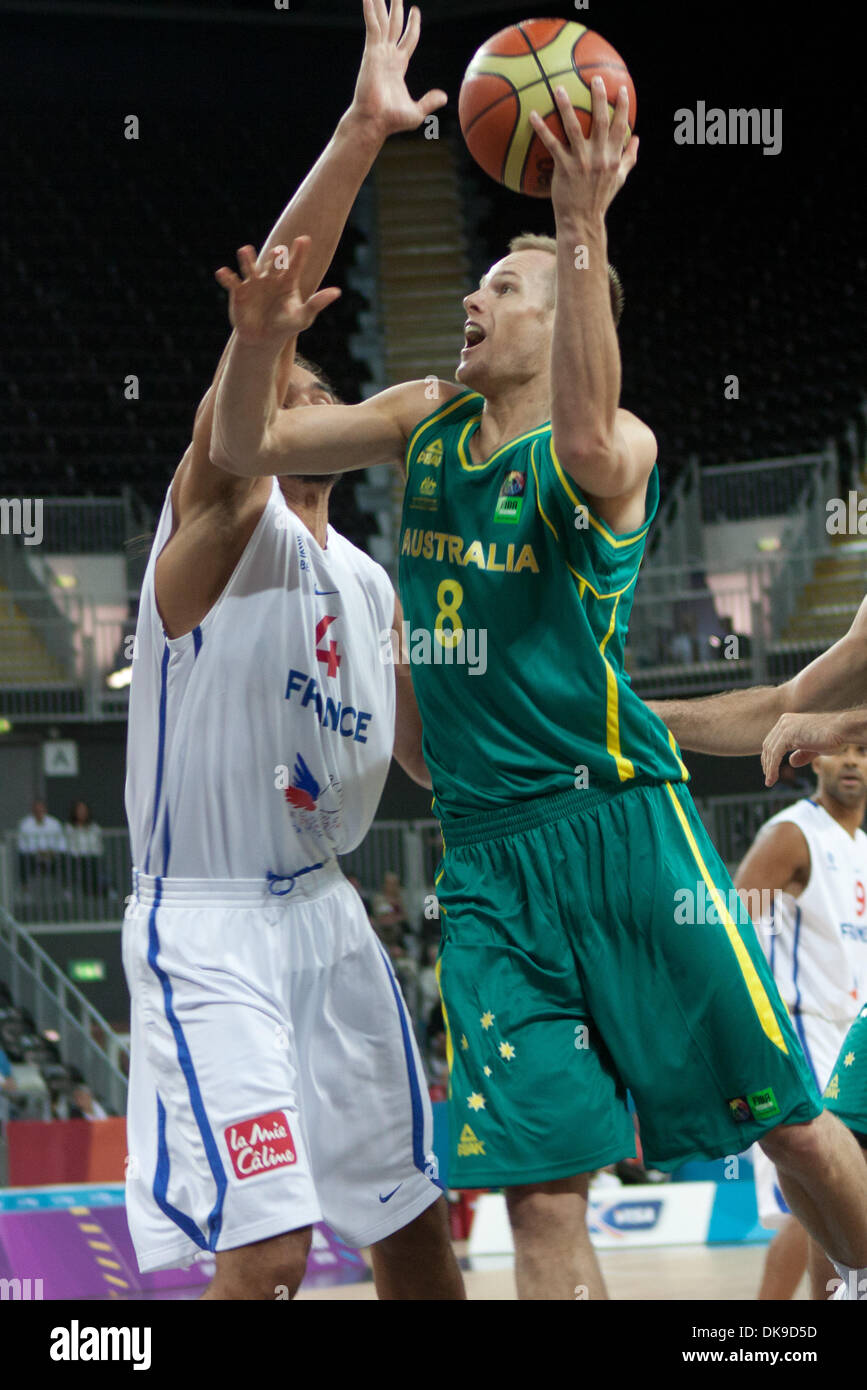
[123,900,321,1273]
[569,782,822,1169]
[435,833,634,1188]
[824,1003,867,1140]
[288,883,441,1248]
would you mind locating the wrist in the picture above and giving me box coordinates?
[340,104,390,153]
[554,210,607,244]
[232,334,287,356]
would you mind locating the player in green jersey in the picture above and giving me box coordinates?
[210,74,867,1300]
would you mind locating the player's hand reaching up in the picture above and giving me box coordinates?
[214,236,341,347]
[529,78,638,225]
[351,0,447,138]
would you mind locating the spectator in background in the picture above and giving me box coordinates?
[346,873,373,919]
[64,799,106,896]
[387,936,419,1016]
[0,1043,16,1096]
[425,1004,449,1095]
[371,870,410,939]
[71,1082,108,1121]
[667,611,697,665]
[418,942,440,1026]
[57,1070,108,1120]
[16,799,65,885]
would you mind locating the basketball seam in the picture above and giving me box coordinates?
[463,65,585,136]
[515,20,568,193]
[462,72,521,138]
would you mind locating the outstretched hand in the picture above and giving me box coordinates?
[214,236,341,346]
[529,77,638,222]
[351,0,447,137]
[761,711,849,786]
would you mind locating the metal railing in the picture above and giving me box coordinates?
[1,829,132,928]
[0,588,136,722]
[627,543,851,690]
[0,492,143,560]
[0,905,129,1116]
[692,790,802,871]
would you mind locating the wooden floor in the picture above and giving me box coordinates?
[297,1242,807,1301]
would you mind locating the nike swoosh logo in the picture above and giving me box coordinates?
[314,587,338,596]
[378,1184,402,1204]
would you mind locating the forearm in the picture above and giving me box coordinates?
[648,685,788,755]
[258,108,385,293]
[211,339,285,473]
[551,213,621,471]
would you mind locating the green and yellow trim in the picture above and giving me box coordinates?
[529,441,560,542]
[435,955,455,1084]
[563,563,641,782]
[667,729,689,781]
[550,440,651,549]
[406,390,484,475]
[457,420,553,473]
[664,781,788,1054]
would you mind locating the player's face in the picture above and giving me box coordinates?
[282,364,336,409]
[457,251,554,392]
[814,745,867,808]
[279,365,340,488]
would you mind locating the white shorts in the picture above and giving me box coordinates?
[122,864,440,1274]
[752,1010,851,1229]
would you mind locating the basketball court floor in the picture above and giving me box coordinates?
[297,1242,801,1301]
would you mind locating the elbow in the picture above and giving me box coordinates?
[554,438,625,498]
[208,438,260,479]
[396,748,432,789]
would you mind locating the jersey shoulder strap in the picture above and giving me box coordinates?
[405,389,484,474]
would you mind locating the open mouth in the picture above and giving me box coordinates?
[462,321,486,351]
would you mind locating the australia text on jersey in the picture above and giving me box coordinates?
[400,527,539,572]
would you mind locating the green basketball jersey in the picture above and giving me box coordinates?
[398,387,689,818]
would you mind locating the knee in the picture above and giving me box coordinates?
[210,1228,312,1301]
[505,1177,591,1236]
[760,1116,828,1170]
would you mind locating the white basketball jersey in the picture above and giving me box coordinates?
[757,798,867,1024]
[125,478,396,880]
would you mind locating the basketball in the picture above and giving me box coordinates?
[458,18,636,198]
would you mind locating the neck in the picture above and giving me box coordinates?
[278,477,332,548]
[816,789,865,838]
[471,377,550,458]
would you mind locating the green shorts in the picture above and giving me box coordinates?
[823,1003,867,1143]
[434,779,821,1188]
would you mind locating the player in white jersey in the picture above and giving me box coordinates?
[123,1,464,1300]
[733,745,867,1298]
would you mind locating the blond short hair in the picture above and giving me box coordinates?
[508,233,624,326]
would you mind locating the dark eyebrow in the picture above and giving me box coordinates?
[479,268,521,289]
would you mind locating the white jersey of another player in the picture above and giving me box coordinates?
[125,476,396,882]
[758,797,867,1025]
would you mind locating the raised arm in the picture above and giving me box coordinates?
[182,0,446,508]
[209,235,444,475]
[648,595,867,775]
[529,81,655,534]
